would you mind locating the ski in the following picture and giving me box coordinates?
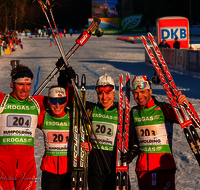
[147,32,200,159]
[122,73,130,190]
[116,73,130,190]
[72,74,79,190]
[141,35,200,165]
[79,74,87,190]
[116,74,124,190]
[72,74,88,190]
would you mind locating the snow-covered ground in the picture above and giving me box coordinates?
[1,33,200,189]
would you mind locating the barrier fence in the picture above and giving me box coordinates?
[145,47,200,78]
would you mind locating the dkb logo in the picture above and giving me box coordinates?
[161,27,187,40]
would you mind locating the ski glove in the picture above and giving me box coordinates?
[123,146,139,164]
[151,71,160,85]
[58,66,76,85]
[95,28,103,37]
[56,57,65,69]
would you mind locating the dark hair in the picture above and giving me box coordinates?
[11,64,33,78]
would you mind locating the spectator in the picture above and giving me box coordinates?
[173,37,180,49]
[41,29,45,37]
[34,28,38,37]
[38,28,42,37]
[25,28,27,36]
[158,39,171,48]
[63,29,66,37]
[69,28,73,37]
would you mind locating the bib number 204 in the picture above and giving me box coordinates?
[7,115,31,127]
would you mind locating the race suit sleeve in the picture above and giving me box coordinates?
[129,109,139,157]
[33,95,48,128]
[0,92,5,105]
[66,83,74,108]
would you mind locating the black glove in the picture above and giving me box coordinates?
[65,66,76,80]
[151,71,160,85]
[57,66,76,86]
[95,29,103,37]
[56,57,65,69]
[123,148,138,164]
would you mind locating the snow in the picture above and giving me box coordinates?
[1,34,200,189]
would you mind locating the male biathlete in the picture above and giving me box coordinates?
[0,63,74,190]
[130,75,199,190]
[80,74,139,190]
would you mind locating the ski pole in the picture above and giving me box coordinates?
[33,18,101,95]
[35,0,111,173]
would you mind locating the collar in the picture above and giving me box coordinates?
[52,110,66,118]
[139,98,155,109]
[10,92,29,101]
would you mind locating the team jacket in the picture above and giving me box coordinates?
[87,101,138,172]
[130,96,199,171]
[39,109,73,175]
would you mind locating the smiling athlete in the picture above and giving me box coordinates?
[38,85,73,190]
[80,74,138,190]
[130,75,199,190]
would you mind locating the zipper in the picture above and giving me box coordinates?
[16,159,18,169]
[57,156,59,174]
[147,153,149,171]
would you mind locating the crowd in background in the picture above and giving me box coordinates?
[0,30,23,53]
[0,27,79,55]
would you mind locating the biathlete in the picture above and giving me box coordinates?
[130,75,200,190]
[0,63,74,190]
[80,74,139,190]
[38,85,74,190]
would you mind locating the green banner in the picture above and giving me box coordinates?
[121,14,144,33]
[91,29,122,35]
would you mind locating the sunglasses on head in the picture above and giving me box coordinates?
[96,85,114,93]
[49,97,67,105]
[131,81,149,90]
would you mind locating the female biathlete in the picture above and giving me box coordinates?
[38,85,74,190]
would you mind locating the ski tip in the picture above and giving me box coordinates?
[81,74,86,86]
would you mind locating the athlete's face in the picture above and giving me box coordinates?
[11,82,31,100]
[97,90,115,110]
[132,88,152,108]
[49,102,66,115]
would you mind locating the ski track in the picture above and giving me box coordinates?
[0,34,200,189]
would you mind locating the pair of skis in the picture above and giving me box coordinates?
[142,32,200,165]
[116,73,130,190]
[72,74,88,190]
